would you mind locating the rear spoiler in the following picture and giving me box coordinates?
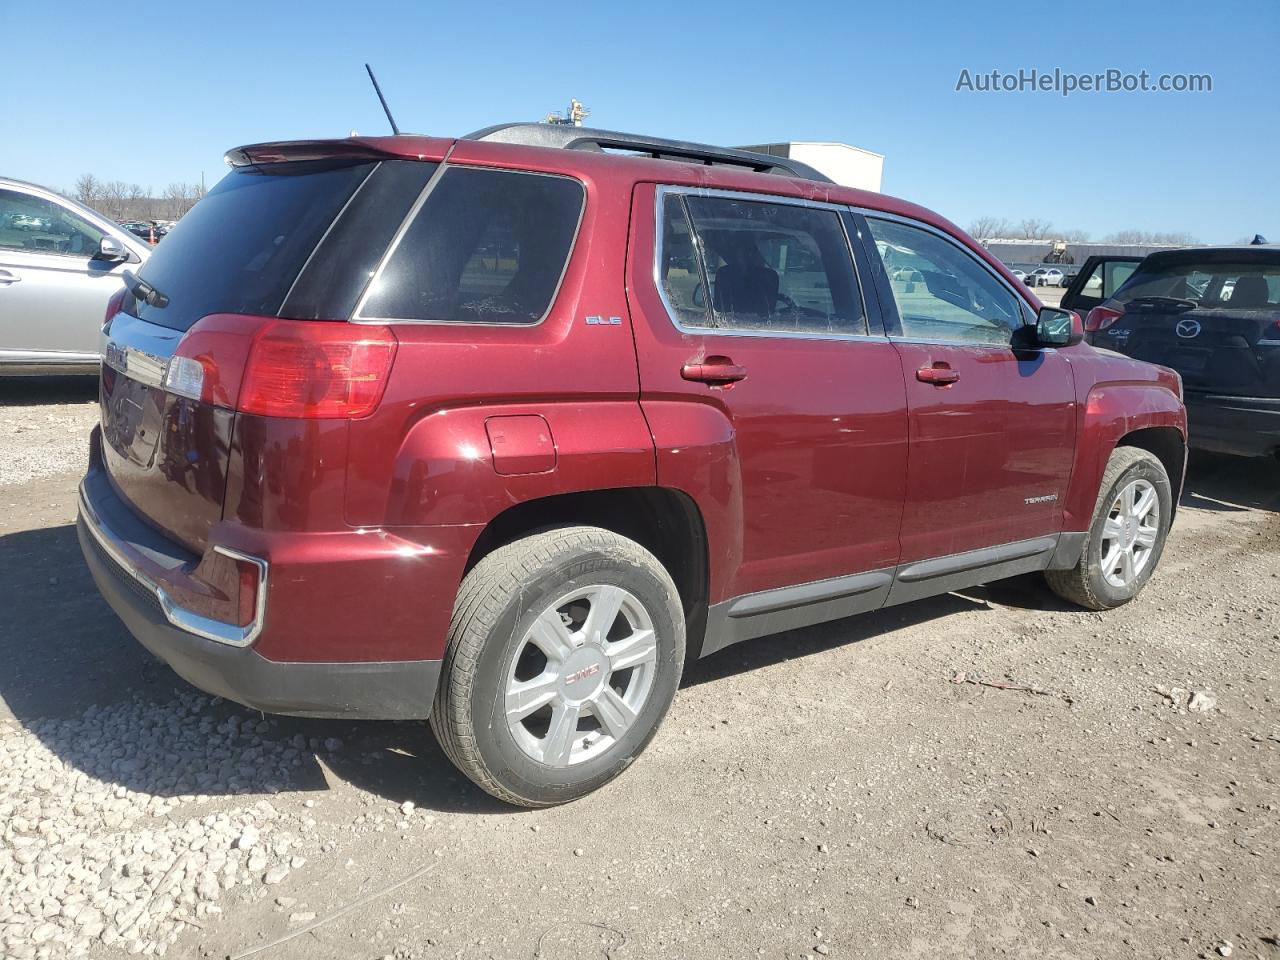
[224,136,453,168]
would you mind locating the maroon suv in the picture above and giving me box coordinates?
[80,124,1187,806]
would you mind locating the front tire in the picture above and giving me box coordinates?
[1045,447,1173,610]
[431,526,685,807]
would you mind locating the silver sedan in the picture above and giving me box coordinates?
[0,177,151,375]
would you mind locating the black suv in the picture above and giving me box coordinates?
[1081,246,1280,458]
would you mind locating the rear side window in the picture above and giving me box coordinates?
[132,160,377,331]
[1079,260,1139,300]
[661,193,865,336]
[1114,258,1280,309]
[357,168,584,324]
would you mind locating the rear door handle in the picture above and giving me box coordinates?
[916,363,959,385]
[682,356,747,385]
[0,271,21,285]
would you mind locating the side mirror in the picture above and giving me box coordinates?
[95,236,129,262]
[1036,306,1084,347]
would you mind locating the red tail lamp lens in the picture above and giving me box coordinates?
[238,322,398,419]
[1084,306,1124,333]
[103,289,126,330]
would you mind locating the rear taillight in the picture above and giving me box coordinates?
[1084,305,1124,333]
[103,289,126,332]
[238,322,397,419]
[163,316,397,419]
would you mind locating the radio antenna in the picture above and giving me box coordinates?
[364,64,401,135]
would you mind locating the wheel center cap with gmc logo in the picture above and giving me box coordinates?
[560,648,607,702]
[1175,319,1202,339]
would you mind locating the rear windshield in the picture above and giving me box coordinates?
[357,167,584,324]
[131,160,376,331]
[1115,257,1280,311]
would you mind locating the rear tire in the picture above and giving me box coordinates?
[431,526,685,807]
[1046,446,1173,610]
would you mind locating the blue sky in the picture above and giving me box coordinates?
[6,0,1277,242]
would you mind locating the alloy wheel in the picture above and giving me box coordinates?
[1099,478,1160,588]
[505,585,659,767]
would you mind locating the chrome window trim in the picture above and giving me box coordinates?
[78,482,268,649]
[351,165,586,328]
[853,206,1038,332]
[652,184,875,343]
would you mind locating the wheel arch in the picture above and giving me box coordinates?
[1116,425,1187,513]
[463,487,713,659]
[1064,381,1187,529]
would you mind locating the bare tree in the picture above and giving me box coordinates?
[97,181,130,220]
[163,182,203,219]
[1103,229,1199,246]
[1016,218,1054,240]
[1059,229,1091,242]
[74,173,100,208]
[967,216,1010,240]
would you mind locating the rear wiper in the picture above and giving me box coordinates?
[1126,295,1198,311]
[121,269,170,309]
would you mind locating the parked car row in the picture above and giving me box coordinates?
[118,219,175,243]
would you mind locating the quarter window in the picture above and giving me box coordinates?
[0,188,105,258]
[660,193,865,336]
[359,168,584,324]
[867,218,1023,345]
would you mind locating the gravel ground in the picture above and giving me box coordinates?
[1,380,1277,960]
[0,378,98,488]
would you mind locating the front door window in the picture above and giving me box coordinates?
[0,188,105,258]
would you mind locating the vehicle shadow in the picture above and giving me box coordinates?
[0,523,507,814]
[0,375,98,407]
[1180,451,1280,513]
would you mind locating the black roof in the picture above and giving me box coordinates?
[463,123,833,184]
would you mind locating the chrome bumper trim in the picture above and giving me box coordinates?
[78,481,268,649]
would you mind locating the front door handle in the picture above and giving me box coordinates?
[916,362,959,385]
[682,356,747,385]
[0,270,22,285]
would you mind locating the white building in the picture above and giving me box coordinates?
[740,141,884,191]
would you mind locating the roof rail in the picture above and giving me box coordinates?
[463,123,833,184]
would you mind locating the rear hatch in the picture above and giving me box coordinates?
[1093,249,1280,399]
[99,148,440,550]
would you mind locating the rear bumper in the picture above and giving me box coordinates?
[76,446,466,719]
[80,513,440,718]
[1186,393,1280,458]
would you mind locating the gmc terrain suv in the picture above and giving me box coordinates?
[79,124,1187,806]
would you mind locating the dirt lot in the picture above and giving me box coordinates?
[1,376,1277,960]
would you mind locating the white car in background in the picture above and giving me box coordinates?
[0,177,151,375]
[1027,267,1065,288]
